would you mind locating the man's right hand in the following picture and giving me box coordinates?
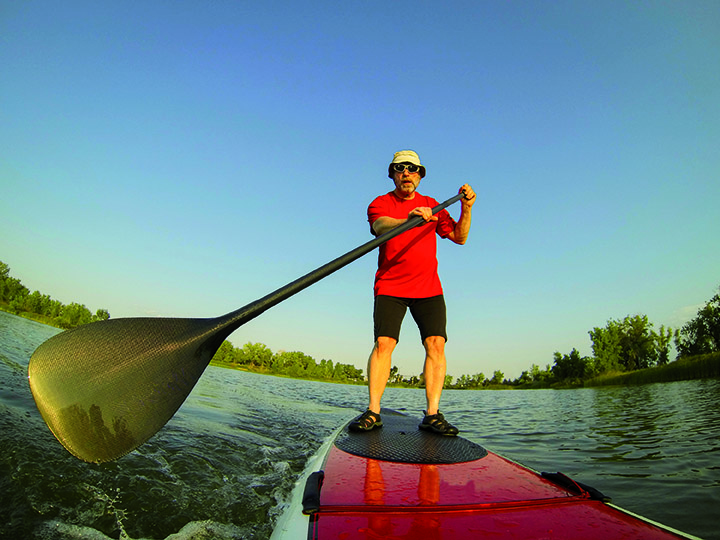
[409,207,438,222]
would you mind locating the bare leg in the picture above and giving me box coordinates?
[423,336,447,415]
[368,337,396,414]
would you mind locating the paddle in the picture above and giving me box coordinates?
[28,192,466,463]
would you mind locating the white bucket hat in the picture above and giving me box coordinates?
[388,150,426,178]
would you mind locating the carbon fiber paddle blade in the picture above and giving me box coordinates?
[28,316,226,463]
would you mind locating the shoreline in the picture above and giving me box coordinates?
[8,308,718,390]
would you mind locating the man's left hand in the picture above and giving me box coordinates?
[460,184,476,208]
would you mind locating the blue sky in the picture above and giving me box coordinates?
[2,1,718,380]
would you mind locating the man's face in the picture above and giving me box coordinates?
[392,164,422,199]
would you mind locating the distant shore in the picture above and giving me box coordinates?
[8,306,718,389]
[0,306,60,327]
[582,352,720,387]
[210,350,720,389]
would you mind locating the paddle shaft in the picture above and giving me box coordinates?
[215,191,466,335]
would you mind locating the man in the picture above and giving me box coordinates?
[349,150,476,436]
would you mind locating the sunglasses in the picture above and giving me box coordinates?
[392,163,422,174]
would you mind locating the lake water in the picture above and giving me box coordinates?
[1,310,718,539]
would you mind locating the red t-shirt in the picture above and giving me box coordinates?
[367,191,457,298]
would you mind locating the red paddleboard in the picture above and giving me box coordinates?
[272,409,700,539]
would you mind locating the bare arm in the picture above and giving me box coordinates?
[447,184,476,245]
[371,185,476,240]
[371,207,438,236]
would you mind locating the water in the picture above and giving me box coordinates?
[1,310,718,539]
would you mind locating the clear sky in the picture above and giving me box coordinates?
[2,1,718,380]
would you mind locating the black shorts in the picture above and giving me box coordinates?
[373,295,447,343]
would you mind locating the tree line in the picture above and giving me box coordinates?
[391,288,720,389]
[514,288,720,387]
[0,260,109,329]
[210,340,365,383]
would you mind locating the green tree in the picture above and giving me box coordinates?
[0,261,28,305]
[551,348,591,382]
[93,308,110,322]
[344,364,364,382]
[655,325,673,365]
[621,314,658,370]
[238,342,273,368]
[589,321,624,373]
[0,260,109,327]
[530,363,552,383]
[590,315,667,373]
[332,362,364,382]
[317,359,334,379]
[332,363,349,381]
[675,291,720,357]
[453,373,485,389]
[46,299,63,318]
[404,375,420,386]
[24,290,44,313]
[57,302,94,328]
[2,277,29,305]
[273,351,316,377]
[490,370,505,385]
[212,340,236,366]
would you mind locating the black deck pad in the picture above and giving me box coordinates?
[334,409,488,464]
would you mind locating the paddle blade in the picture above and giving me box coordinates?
[28,316,224,463]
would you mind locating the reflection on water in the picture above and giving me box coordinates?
[58,403,136,463]
[590,385,666,467]
[587,381,720,472]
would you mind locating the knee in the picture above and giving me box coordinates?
[423,336,446,356]
[375,336,397,355]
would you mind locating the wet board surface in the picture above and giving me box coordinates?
[272,409,697,540]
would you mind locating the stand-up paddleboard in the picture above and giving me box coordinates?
[272,409,701,540]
